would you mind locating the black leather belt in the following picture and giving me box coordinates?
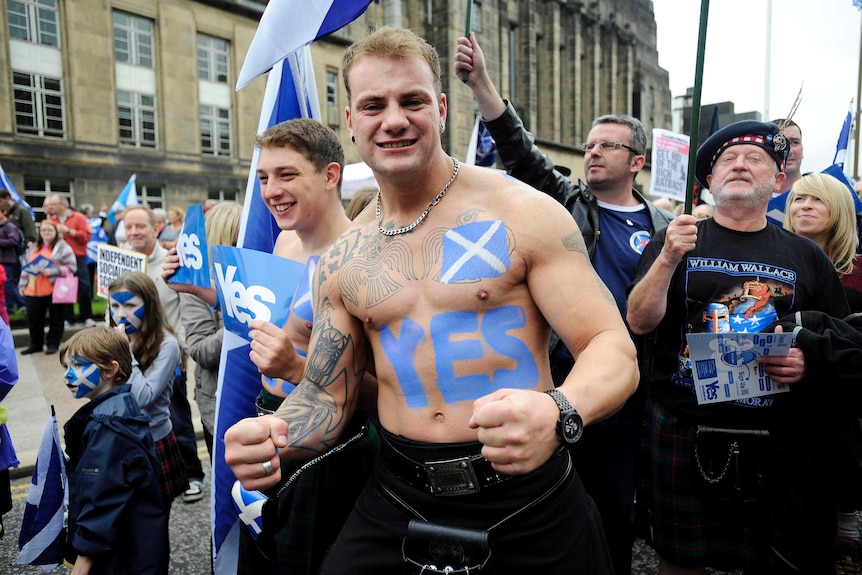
[380,436,511,497]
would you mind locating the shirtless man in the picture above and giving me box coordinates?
[225,27,638,573]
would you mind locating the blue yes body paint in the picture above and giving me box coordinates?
[380,305,539,407]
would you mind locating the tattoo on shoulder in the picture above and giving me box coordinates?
[562,230,588,256]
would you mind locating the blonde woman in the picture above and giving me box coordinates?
[158,206,185,250]
[784,173,861,310]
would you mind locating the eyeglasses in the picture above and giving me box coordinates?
[580,141,642,155]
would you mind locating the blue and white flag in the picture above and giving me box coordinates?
[236,0,372,89]
[465,115,497,167]
[108,174,138,225]
[0,162,34,217]
[168,205,211,288]
[86,217,109,265]
[21,255,54,277]
[822,163,862,214]
[833,100,854,169]
[17,410,67,571]
[211,246,302,574]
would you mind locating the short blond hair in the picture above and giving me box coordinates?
[342,27,442,104]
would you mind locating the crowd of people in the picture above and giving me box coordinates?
[3,25,862,575]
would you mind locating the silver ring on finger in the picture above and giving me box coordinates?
[261,459,275,476]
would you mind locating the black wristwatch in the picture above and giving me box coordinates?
[544,389,583,445]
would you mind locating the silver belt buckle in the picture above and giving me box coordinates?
[425,456,482,496]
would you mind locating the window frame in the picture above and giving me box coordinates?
[13,70,65,138]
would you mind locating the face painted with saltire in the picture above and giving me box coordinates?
[109,290,146,335]
[65,354,103,399]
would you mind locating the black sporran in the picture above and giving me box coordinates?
[694,426,770,506]
[402,520,491,574]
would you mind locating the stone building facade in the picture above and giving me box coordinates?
[0,0,670,218]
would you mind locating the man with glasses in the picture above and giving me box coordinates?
[455,32,673,575]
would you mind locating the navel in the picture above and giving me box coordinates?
[475,289,490,301]
[364,315,373,324]
[434,412,445,423]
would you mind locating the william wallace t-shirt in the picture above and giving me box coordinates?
[634,218,849,428]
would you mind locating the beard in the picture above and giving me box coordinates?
[711,172,776,210]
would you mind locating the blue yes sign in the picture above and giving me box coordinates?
[168,204,211,288]
[211,245,302,341]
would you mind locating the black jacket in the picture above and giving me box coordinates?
[64,384,167,574]
[482,101,674,259]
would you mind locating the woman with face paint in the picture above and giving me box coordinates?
[108,271,187,569]
[59,327,167,575]
[18,219,77,354]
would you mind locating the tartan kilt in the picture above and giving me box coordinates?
[156,431,190,503]
[640,397,772,572]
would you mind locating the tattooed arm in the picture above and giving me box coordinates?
[225,236,369,490]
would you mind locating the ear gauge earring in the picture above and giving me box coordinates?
[439,123,445,134]
[351,135,356,144]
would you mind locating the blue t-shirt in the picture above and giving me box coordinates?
[592,200,652,314]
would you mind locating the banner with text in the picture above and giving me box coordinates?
[650,129,690,202]
[96,244,147,297]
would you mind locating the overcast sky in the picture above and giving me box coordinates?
[652,0,861,178]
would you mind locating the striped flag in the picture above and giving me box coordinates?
[833,100,854,169]
[213,55,318,574]
[17,409,68,571]
[236,0,372,90]
[107,174,138,225]
[0,162,34,217]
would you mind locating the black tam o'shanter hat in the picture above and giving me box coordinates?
[695,120,790,188]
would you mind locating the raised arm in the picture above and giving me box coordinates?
[455,33,582,210]
[626,215,698,335]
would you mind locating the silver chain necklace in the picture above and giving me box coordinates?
[376,157,460,236]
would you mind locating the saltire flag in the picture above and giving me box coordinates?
[821,163,862,214]
[465,115,497,167]
[86,217,109,265]
[167,204,211,288]
[107,174,138,225]
[236,0,373,89]
[211,245,302,574]
[833,100,854,169]
[17,408,67,571]
[0,162,34,217]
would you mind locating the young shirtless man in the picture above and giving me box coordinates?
[225,28,638,573]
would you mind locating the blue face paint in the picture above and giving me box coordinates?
[379,305,540,407]
[109,290,145,335]
[65,355,102,398]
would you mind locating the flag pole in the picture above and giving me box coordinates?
[461,0,473,83]
[685,0,710,215]
[855,7,862,180]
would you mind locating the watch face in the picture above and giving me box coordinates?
[562,412,583,443]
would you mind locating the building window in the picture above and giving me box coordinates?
[24,176,71,220]
[7,0,59,47]
[113,11,154,68]
[139,184,164,210]
[326,68,340,128]
[118,90,157,148]
[13,71,64,138]
[198,34,229,83]
[200,105,231,157]
[208,188,237,202]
